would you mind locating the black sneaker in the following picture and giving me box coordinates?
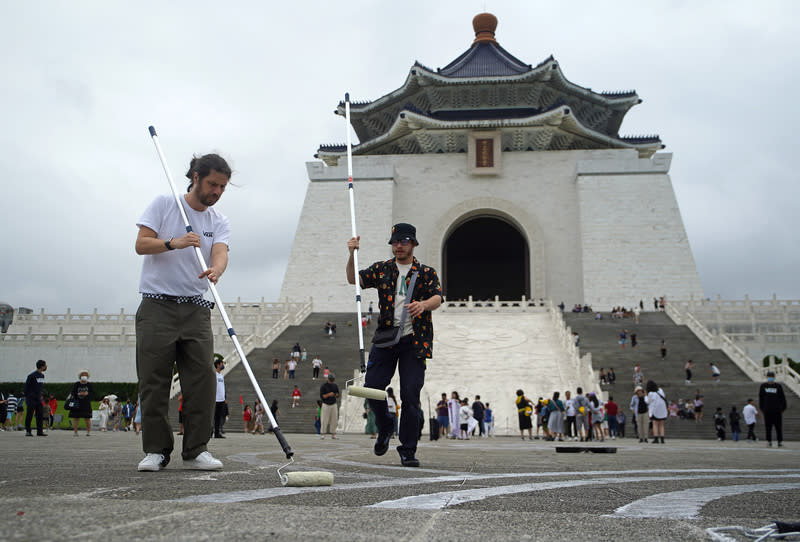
[374,433,391,456]
[25,432,33,437]
[398,450,420,467]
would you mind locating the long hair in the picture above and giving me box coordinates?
[185,153,232,191]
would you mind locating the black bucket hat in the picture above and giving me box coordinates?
[388,223,418,245]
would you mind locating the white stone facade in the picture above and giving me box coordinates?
[280,148,703,310]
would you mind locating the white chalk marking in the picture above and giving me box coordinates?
[369,474,800,510]
[170,468,800,505]
[609,483,800,519]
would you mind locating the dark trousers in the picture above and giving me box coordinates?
[763,411,783,443]
[25,399,43,434]
[214,402,226,436]
[565,416,576,438]
[136,298,215,461]
[365,335,426,456]
[607,416,618,436]
[746,422,757,441]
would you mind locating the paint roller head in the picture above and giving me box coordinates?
[347,385,388,401]
[280,471,334,487]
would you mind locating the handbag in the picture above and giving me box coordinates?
[372,271,418,348]
[65,395,78,411]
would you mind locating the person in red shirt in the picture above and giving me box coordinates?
[605,396,619,439]
[48,394,58,429]
[291,386,302,408]
[242,405,253,434]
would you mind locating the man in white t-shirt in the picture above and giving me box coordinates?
[311,356,323,380]
[135,152,232,473]
[213,359,226,438]
[742,398,759,442]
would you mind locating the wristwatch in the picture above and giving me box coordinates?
[165,237,175,250]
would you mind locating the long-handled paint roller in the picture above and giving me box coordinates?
[342,94,388,402]
[148,126,332,487]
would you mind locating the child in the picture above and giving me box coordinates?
[459,398,472,440]
[242,404,253,434]
[484,403,493,437]
[291,385,302,408]
[713,407,726,441]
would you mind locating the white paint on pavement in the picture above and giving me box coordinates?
[171,468,800,505]
[369,474,800,510]
[609,483,800,519]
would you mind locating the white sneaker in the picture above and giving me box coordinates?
[138,453,166,472]
[183,451,223,470]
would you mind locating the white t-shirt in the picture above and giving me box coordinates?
[565,398,576,417]
[215,372,225,402]
[742,403,757,425]
[459,405,473,425]
[393,262,414,337]
[137,194,230,297]
[312,357,322,368]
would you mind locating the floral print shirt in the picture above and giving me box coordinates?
[359,257,443,359]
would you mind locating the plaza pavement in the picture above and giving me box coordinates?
[0,430,798,541]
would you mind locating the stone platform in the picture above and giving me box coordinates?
[0,430,797,541]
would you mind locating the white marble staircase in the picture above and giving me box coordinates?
[339,308,596,435]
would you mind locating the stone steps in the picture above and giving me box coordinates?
[563,311,798,441]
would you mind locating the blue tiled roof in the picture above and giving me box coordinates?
[438,42,531,78]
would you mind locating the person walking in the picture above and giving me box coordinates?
[435,393,450,439]
[346,223,443,468]
[515,390,534,440]
[134,152,232,472]
[471,395,486,437]
[311,355,322,380]
[710,363,721,382]
[319,374,339,440]
[69,370,94,436]
[645,380,667,443]
[684,360,693,384]
[632,386,650,442]
[742,398,759,442]
[364,398,377,438]
[213,359,226,439]
[24,360,48,437]
[484,403,494,437]
[729,405,741,442]
[547,391,565,441]
[605,395,619,439]
[98,398,111,432]
[759,370,787,447]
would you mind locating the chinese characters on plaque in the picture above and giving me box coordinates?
[475,138,494,168]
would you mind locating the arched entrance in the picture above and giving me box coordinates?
[442,216,529,300]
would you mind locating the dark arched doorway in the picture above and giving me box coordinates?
[442,216,529,300]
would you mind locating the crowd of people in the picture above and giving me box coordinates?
[0,361,143,436]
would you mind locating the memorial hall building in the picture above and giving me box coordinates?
[280,13,704,311]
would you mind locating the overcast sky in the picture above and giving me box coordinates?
[2,1,798,315]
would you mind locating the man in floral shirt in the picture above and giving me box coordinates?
[346,223,442,467]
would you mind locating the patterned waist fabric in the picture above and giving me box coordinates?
[141,293,215,309]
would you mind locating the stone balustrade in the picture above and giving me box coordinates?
[0,299,313,383]
[665,300,800,397]
[547,300,597,396]
[440,295,548,312]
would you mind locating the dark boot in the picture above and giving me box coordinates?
[660,437,665,443]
